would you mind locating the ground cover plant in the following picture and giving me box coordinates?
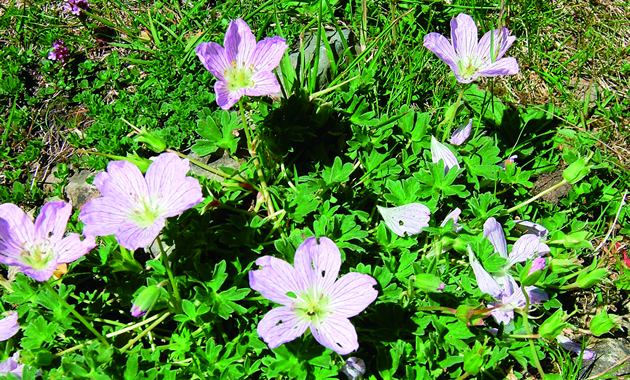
[1,0,630,379]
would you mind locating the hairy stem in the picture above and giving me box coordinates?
[520,285,545,377]
[157,236,182,313]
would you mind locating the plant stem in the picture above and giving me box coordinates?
[44,282,110,348]
[165,149,248,184]
[507,179,568,213]
[520,285,545,377]
[120,312,171,352]
[157,236,182,313]
[238,98,276,216]
[442,86,466,142]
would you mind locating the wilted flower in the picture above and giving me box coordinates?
[47,40,69,62]
[449,119,472,146]
[0,312,19,341]
[63,0,89,15]
[430,136,460,174]
[556,335,594,360]
[196,18,288,110]
[514,220,549,238]
[341,357,366,380]
[0,202,95,282]
[0,352,25,379]
[423,13,519,83]
[80,153,203,251]
[249,237,378,354]
[377,203,431,237]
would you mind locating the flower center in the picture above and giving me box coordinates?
[129,196,162,228]
[293,287,332,324]
[458,56,482,79]
[223,61,256,91]
[20,241,55,270]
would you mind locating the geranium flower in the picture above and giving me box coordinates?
[196,18,288,110]
[0,352,25,379]
[431,136,460,174]
[63,0,89,15]
[47,40,69,63]
[249,237,378,355]
[0,202,95,282]
[449,119,472,146]
[79,153,203,251]
[423,13,519,83]
[0,312,19,341]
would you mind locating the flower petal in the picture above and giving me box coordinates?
[215,80,243,110]
[250,256,305,305]
[440,208,461,228]
[423,33,461,77]
[257,306,310,349]
[514,220,549,238]
[115,219,165,251]
[93,160,148,204]
[327,272,378,318]
[483,217,508,258]
[451,13,478,59]
[449,119,472,146]
[478,57,519,77]
[224,18,256,65]
[0,203,35,246]
[244,70,281,97]
[294,237,341,293]
[526,286,548,304]
[311,315,359,355]
[430,136,460,173]
[33,201,72,243]
[469,248,503,299]
[0,312,19,341]
[145,153,203,218]
[477,29,516,62]
[557,335,594,360]
[19,258,59,282]
[195,41,230,80]
[506,234,550,268]
[377,204,431,237]
[80,196,132,238]
[250,36,288,72]
[55,234,96,264]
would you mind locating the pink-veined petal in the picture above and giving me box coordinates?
[249,256,305,305]
[430,136,460,173]
[423,33,460,76]
[526,286,548,304]
[377,204,431,237]
[477,29,516,62]
[244,71,281,97]
[145,153,203,218]
[33,201,72,244]
[214,80,243,110]
[469,249,502,299]
[257,306,309,349]
[19,258,59,282]
[294,237,341,292]
[506,234,550,268]
[0,312,19,341]
[440,208,461,228]
[327,272,378,318]
[557,336,594,360]
[0,203,35,245]
[93,160,148,204]
[478,57,519,77]
[451,13,478,59]
[449,119,472,146]
[80,196,132,238]
[115,219,165,251]
[224,18,256,65]
[55,234,96,264]
[0,221,25,266]
[250,36,288,72]
[490,302,515,325]
[483,217,508,258]
[195,41,230,80]
[311,315,359,355]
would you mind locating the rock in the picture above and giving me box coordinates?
[580,337,630,378]
[187,152,241,182]
[65,170,101,209]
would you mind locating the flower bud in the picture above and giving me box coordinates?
[576,268,609,289]
[414,274,445,293]
[134,128,167,153]
[131,285,161,317]
[520,257,546,286]
[539,309,570,339]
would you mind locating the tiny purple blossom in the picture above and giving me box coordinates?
[47,40,69,63]
[63,0,89,15]
[130,305,146,318]
[499,155,518,169]
[79,153,203,251]
[0,312,19,341]
[249,237,378,355]
[528,257,546,276]
[0,201,95,282]
[0,352,25,379]
[556,335,594,360]
[424,13,519,83]
[449,119,472,145]
[195,18,288,110]
[430,136,460,174]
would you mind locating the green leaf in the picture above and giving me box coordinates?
[124,354,139,380]
[562,157,590,184]
[321,156,355,186]
[22,316,59,349]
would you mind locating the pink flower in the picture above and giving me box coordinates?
[249,237,378,354]
[47,40,69,63]
[0,312,19,341]
[79,153,203,251]
[0,352,25,379]
[0,202,95,282]
[424,13,519,83]
[449,119,472,145]
[195,18,288,110]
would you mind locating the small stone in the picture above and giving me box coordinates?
[65,170,101,209]
[580,337,630,378]
[187,152,240,182]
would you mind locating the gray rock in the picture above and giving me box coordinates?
[187,152,241,182]
[581,337,630,378]
[65,170,101,209]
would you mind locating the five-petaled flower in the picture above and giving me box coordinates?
[249,236,378,355]
[0,202,95,282]
[195,18,288,110]
[424,13,519,83]
[79,153,203,251]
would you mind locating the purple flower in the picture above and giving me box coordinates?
[483,217,550,271]
[47,40,69,63]
[0,352,25,379]
[423,13,519,83]
[0,201,96,282]
[341,357,366,380]
[0,312,19,341]
[130,305,146,318]
[249,237,378,355]
[79,153,203,251]
[430,136,460,174]
[440,208,461,230]
[195,18,288,110]
[63,0,89,15]
[527,257,546,276]
[449,119,472,145]
[556,335,594,360]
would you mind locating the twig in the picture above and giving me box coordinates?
[594,189,628,251]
